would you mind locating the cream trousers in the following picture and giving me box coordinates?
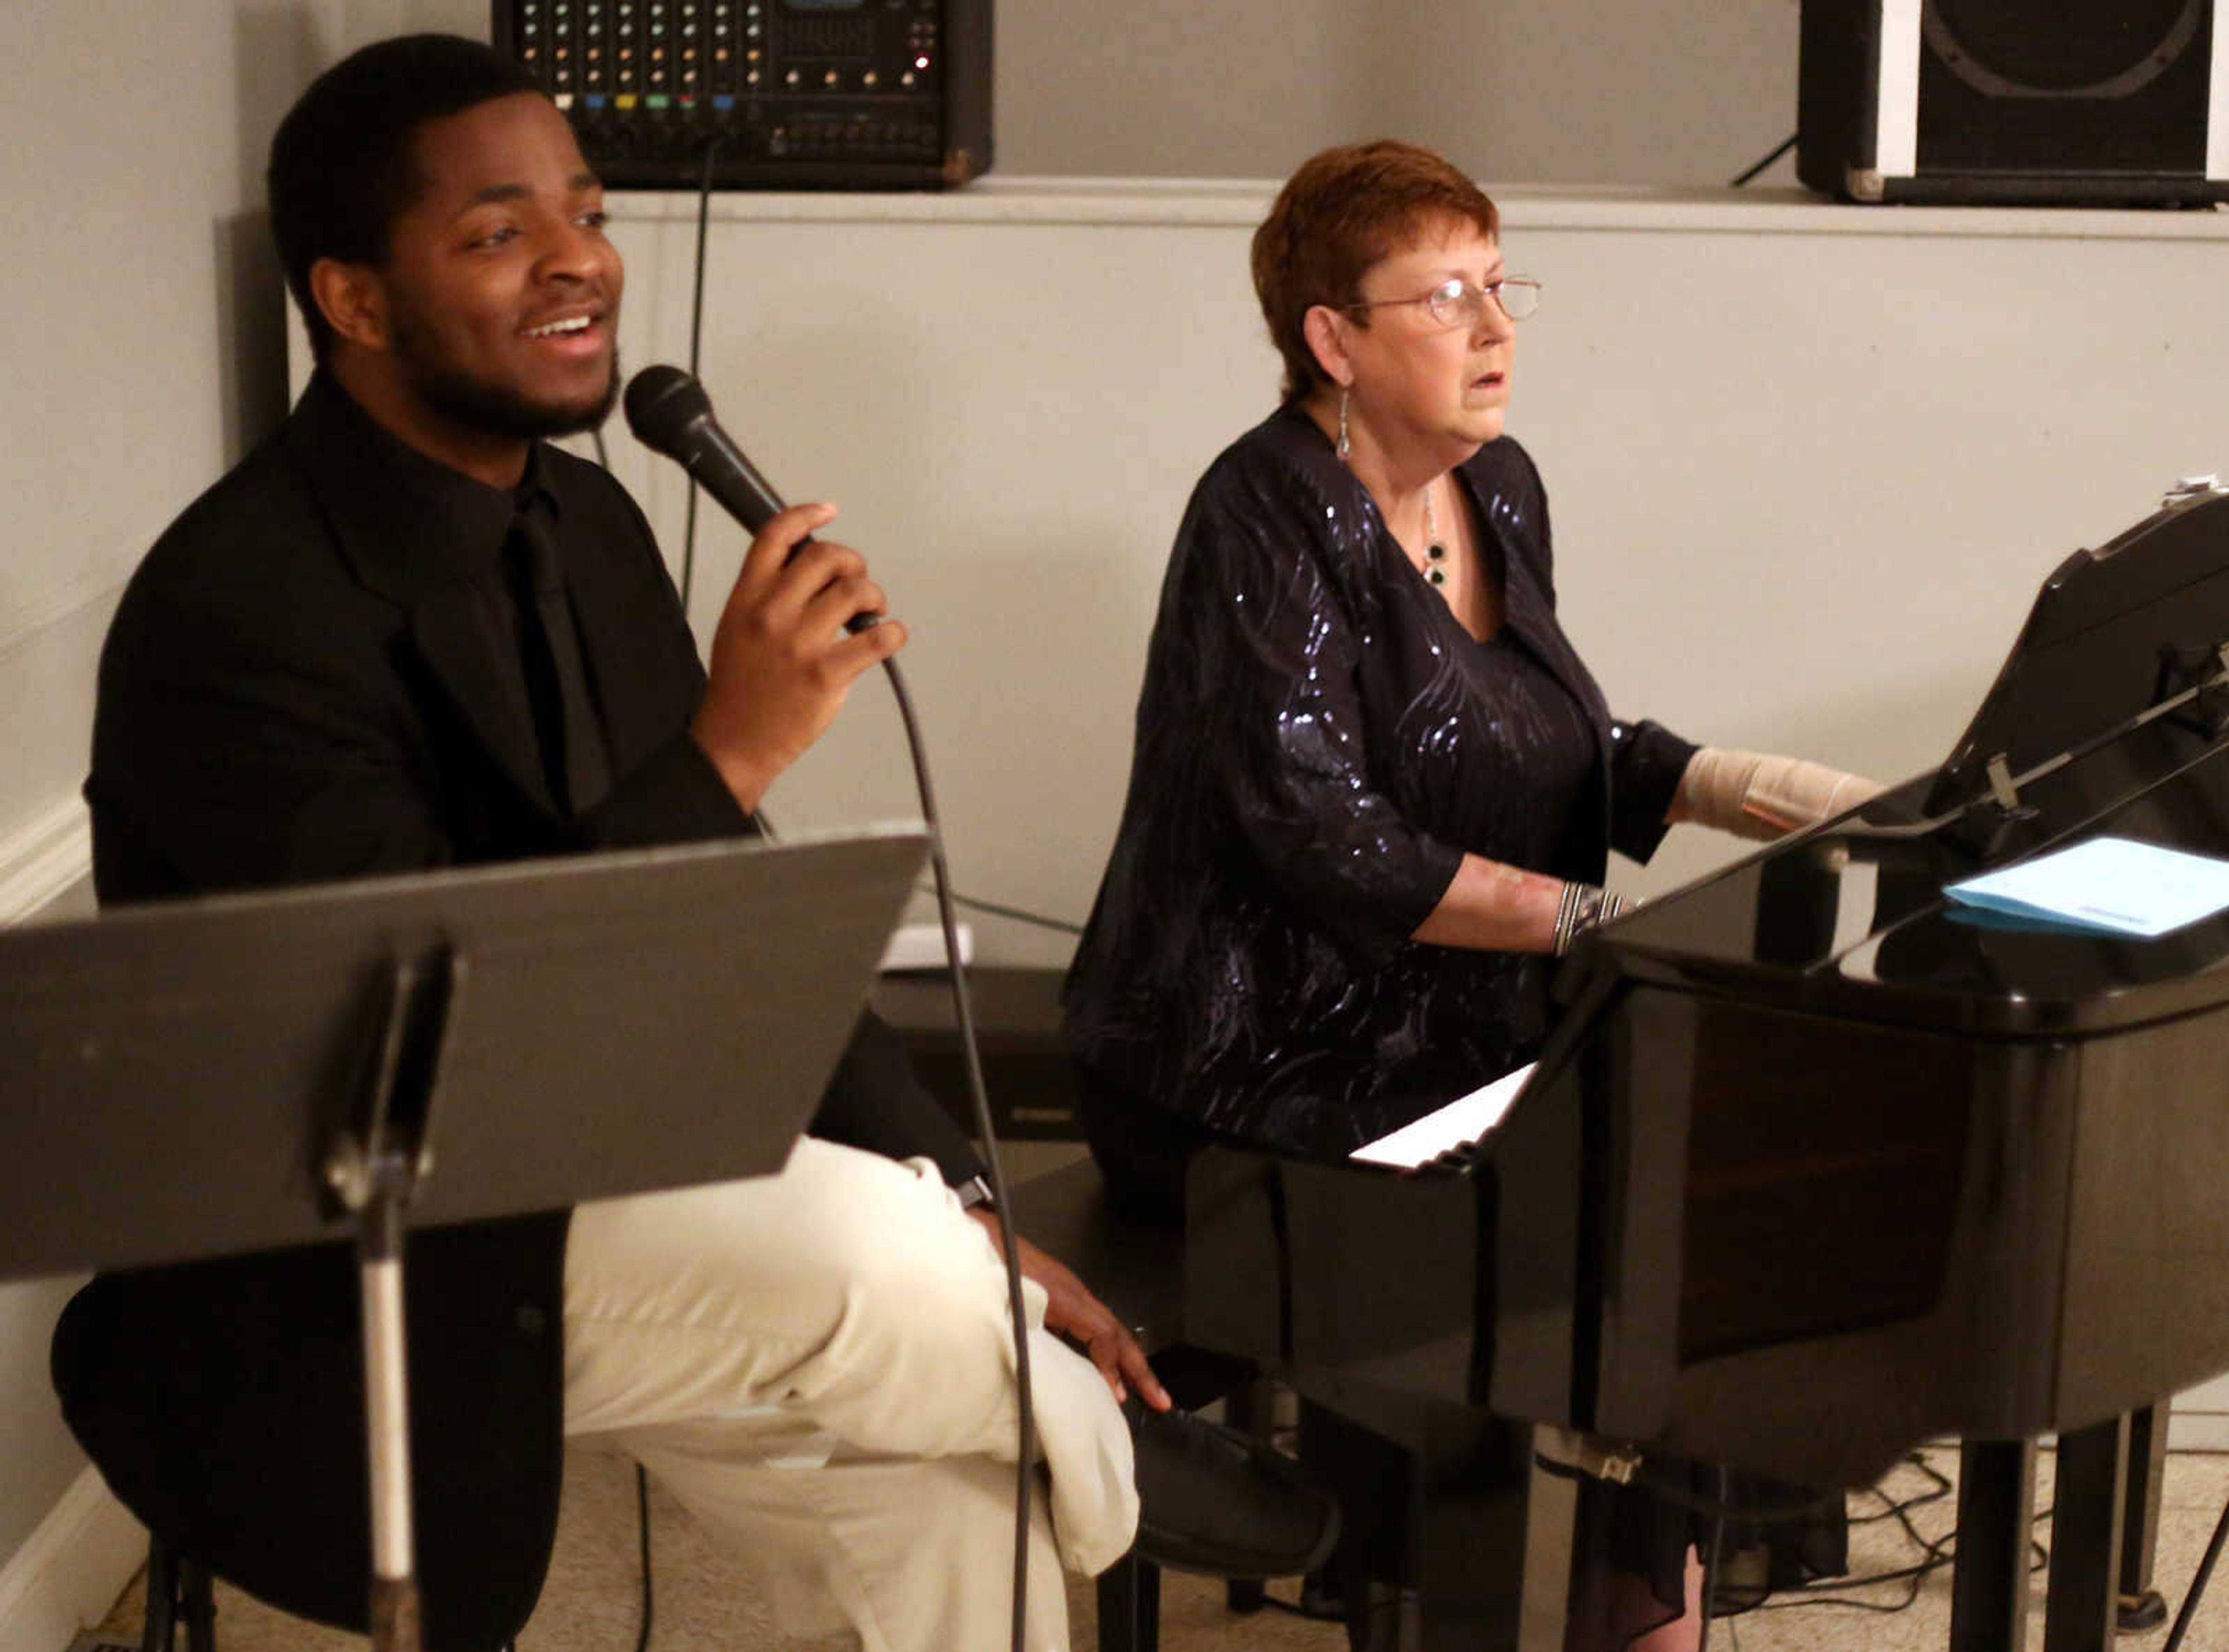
[562,1136,1138,1652]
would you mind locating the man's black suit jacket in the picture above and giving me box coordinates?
[52,374,979,1652]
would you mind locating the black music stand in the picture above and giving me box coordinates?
[0,828,927,1652]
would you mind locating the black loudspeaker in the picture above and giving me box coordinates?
[493,0,992,190]
[1798,1,2229,204]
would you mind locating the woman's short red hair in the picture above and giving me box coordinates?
[1250,140,1501,402]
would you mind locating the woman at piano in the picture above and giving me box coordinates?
[1063,139,1876,1651]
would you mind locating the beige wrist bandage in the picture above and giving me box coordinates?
[1679,747,1882,841]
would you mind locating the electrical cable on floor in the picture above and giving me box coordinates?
[1752,1532,2052,1616]
[2163,1482,2229,1651]
[1747,1456,2053,1617]
[1617,1433,2228,1631]
[1849,1452,1952,1528]
[1526,1448,2049,1629]
[1729,133,1797,187]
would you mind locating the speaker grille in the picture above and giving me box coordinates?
[1798,0,2229,203]
[1926,0,2202,96]
[1916,0,2213,175]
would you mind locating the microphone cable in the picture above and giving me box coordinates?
[677,136,722,610]
[586,425,662,1652]
[631,1458,654,1652]
[880,655,1042,1652]
[608,337,1043,1650]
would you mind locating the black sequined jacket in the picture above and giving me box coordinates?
[1064,403,1697,1158]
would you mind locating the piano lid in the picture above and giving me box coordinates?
[1579,487,2229,1040]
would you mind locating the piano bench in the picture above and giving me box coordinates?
[1005,1155,1276,1651]
[1007,1154,1182,1347]
[1004,1153,1257,1404]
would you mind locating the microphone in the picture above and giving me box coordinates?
[624,364,787,530]
[622,363,879,629]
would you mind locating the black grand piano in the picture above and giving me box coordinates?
[1185,481,2229,1651]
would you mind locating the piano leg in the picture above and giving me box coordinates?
[1950,1438,2037,1652]
[1297,1397,1529,1650]
[2043,1415,2129,1652]
[2118,1404,2170,1631]
[1518,1434,1575,1652]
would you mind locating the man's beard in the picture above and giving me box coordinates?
[390,308,621,441]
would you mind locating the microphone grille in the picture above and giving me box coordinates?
[623,365,713,455]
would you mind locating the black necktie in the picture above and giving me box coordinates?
[506,508,612,816]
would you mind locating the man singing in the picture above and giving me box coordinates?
[54,34,1159,1652]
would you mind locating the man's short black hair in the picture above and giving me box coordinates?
[268,34,544,363]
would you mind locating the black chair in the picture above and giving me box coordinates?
[138,1535,215,1652]
[135,1536,525,1652]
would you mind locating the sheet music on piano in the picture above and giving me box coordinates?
[1350,1063,1537,1170]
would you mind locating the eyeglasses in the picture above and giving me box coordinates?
[1347,276,1543,329]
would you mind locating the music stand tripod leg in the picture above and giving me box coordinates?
[360,1188,421,1652]
[324,948,461,1652]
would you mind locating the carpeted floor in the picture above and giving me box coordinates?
[84,1437,1342,1651]
[81,1442,2229,1651]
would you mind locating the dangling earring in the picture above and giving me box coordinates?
[1337,388,1351,462]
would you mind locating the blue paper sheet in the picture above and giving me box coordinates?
[1945,835,2229,939]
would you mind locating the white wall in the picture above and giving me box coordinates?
[0,0,297,1583]
[0,0,492,1621]
[995,0,1379,179]
[996,0,1802,185]
[1374,0,1803,188]
[588,187,2229,964]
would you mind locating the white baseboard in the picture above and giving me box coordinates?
[0,796,91,926]
[0,1469,143,1652]
[2172,1374,2229,1451]
[0,802,125,1651]
[2172,1411,2229,1451]
[877,918,973,973]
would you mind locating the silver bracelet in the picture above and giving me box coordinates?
[1551,882,1628,957]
